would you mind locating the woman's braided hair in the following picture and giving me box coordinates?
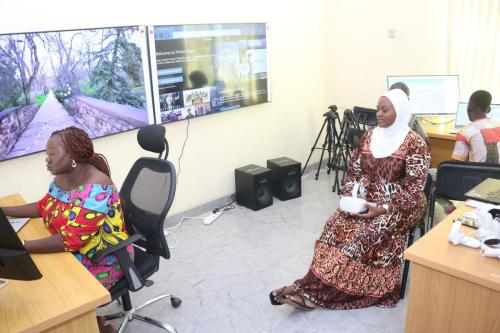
[50,126,111,177]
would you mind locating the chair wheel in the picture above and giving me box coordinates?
[171,297,182,308]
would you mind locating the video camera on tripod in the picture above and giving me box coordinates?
[323,105,338,118]
[303,105,373,193]
[302,105,353,190]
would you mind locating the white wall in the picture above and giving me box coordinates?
[325,0,448,109]
[0,0,331,213]
[0,0,448,214]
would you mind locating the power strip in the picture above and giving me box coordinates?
[203,210,223,225]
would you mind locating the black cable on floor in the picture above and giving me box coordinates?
[176,118,190,184]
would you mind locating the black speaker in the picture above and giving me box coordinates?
[267,157,301,201]
[235,164,273,211]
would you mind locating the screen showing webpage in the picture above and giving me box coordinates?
[149,23,270,124]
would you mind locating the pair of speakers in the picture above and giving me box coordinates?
[235,157,301,211]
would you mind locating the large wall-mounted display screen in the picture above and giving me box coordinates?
[0,26,153,161]
[387,75,460,115]
[149,23,271,124]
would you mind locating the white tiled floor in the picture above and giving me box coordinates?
[99,170,411,332]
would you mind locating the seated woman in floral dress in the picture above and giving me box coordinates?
[2,126,132,333]
[270,89,430,310]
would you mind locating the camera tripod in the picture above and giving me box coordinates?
[302,105,343,180]
[330,109,357,194]
[302,106,359,194]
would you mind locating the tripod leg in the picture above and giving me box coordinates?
[328,116,337,172]
[316,124,330,180]
[325,120,335,175]
[333,117,350,193]
[302,119,327,176]
[331,116,345,192]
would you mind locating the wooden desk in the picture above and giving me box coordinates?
[404,206,500,333]
[0,194,110,333]
[420,115,456,168]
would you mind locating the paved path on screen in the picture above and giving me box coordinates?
[6,90,78,159]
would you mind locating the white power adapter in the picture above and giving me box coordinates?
[203,210,223,225]
[448,220,481,248]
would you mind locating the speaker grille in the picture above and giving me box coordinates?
[256,185,272,205]
[267,157,302,201]
[235,164,273,211]
[284,176,300,196]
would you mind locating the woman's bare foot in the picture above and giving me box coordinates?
[283,294,316,311]
[269,285,296,305]
[272,285,296,298]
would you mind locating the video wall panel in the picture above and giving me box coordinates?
[149,23,271,124]
[0,25,154,161]
[0,23,271,162]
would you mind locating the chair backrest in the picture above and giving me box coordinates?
[409,114,429,142]
[353,106,378,129]
[346,127,365,151]
[435,160,500,201]
[120,125,176,260]
[480,131,500,164]
[423,173,433,201]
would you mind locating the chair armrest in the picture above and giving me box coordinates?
[427,188,437,232]
[91,234,142,263]
[91,233,145,291]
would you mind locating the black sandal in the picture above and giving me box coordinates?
[283,294,316,311]
[269,286,287,305]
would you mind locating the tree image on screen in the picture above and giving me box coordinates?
[0,26,151,161]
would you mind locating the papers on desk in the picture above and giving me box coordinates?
[465,178,500,205]
[8,217,29,233]
[465,199,497,210]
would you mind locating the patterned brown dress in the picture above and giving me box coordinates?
[293,130,430,309]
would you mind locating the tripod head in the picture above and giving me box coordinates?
[343,109,354,121]
[323,105,338,118]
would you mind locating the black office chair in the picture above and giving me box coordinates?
[427,160,500,231]
[400,173,433,299]
[352,106,378,131]
[344,106,378,152]
[92,124,181,333]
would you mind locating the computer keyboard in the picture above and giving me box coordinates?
[9,217,29,233]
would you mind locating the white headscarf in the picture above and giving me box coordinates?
[370,89,411,158]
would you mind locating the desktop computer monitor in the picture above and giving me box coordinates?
[0,209,42,281]
[455,103,500,129]
[454,102,469,128]
[387,75,460,115]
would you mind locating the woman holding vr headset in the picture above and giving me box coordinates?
[270,89,430,310]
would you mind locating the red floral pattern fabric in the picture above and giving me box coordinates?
[294,130,430,308]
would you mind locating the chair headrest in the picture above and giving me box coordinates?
[137,125,167,154]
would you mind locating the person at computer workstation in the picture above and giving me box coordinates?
[452,90,500,163]
[1,126,130,333]
[389,81,429,143]
[269,89,430,310]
